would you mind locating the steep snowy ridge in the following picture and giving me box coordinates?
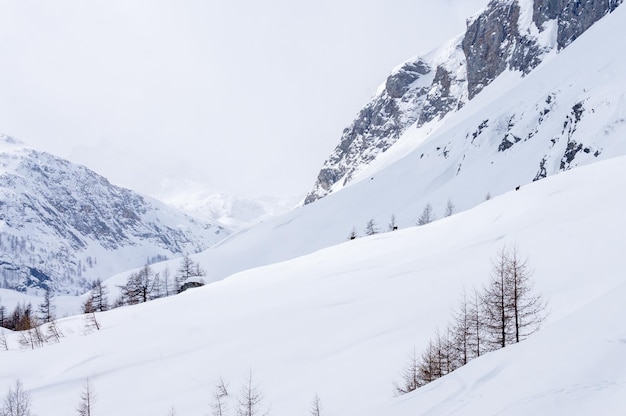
[172,1,626,288]
[0,136,229,294]
[1,152,625,416]
[305,0,622,203]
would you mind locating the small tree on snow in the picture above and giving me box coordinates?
[444,198,455,217]
[364,219,378,236]
[393,347,421,396]
[0,380,33,416]
[236,370,269,416]
[211,378,229,416]
[0,330,7,351]
[482,245,546,349]
[348,227,358,240]
[417,204,434,226]
[176,254,206,292]
[503,245,547,343]
[37,288,55,324]
[76,379,96,416]
[309,394,323,416]
[388,214,398,231]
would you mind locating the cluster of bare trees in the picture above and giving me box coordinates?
[114,254,205,308]
[0,289,63,350]
[0,379,95,416]
[394,245,547,395]
[0,254,206,351]
[1,374,325,416]
[207,372,271,416]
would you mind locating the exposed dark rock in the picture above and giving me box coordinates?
[533,0,623,49]
[560,140,584,170]
[418,66,460,125]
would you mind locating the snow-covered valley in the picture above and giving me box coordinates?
[1,0,626,415]
[1,153,625,415]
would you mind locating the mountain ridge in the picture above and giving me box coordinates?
[0,135,229,294]
[304,0,623,204]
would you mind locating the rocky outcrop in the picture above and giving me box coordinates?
[533,0,623,48]
[304,0,623,204]
[303,59,434,204]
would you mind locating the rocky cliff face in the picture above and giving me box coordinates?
[305,0,623,204]
[0,136,228,294]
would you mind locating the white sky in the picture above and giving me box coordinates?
[0,0,488,199]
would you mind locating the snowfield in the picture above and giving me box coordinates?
[2,2,626,415]
[1,155,625,415]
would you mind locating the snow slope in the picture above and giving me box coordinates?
[166,1,626,287]
[0,153,625,415]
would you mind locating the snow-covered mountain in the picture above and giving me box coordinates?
[156,0,626,289]
[1,148,625,416]
[153,176,300,230]
[304,0,623,204]
[0,136,229,295]
[2,1,626,415]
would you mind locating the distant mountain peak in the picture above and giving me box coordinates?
[0,141,230,295]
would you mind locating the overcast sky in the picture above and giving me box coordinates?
[0,0,488,199]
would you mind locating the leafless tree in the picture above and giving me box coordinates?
[0,380,33,416]
[0,302,6,328]
[90,279,109,312]
[444,198,456,217]
[309,394,323,416]
[468,288,486,359]
[417,204,434,226]
[211,377,229,416]
[364,219,378,236]
[388,214,398,231]
[0,330,8,351]
[85,312,101,332]
[482,247,514,349]
[18,324,44,350]
[176,254,206,292]
[393,347,422,396]
[505,245,547,343]
[45,319,63,344]
[162,267,174,297]
[37,288,55,324]
[482,245,546,348]
[76,379,96,416]
[348,227,358,240]
[236,370,269,416]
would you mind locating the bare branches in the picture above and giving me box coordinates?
[0,380,33,416]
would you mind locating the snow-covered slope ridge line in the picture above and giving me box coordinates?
[183,1,626,287]
[0,136,229,295]
[1,152,625,415]
[305,0,623,203]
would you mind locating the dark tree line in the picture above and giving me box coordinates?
[394,245,547,395]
